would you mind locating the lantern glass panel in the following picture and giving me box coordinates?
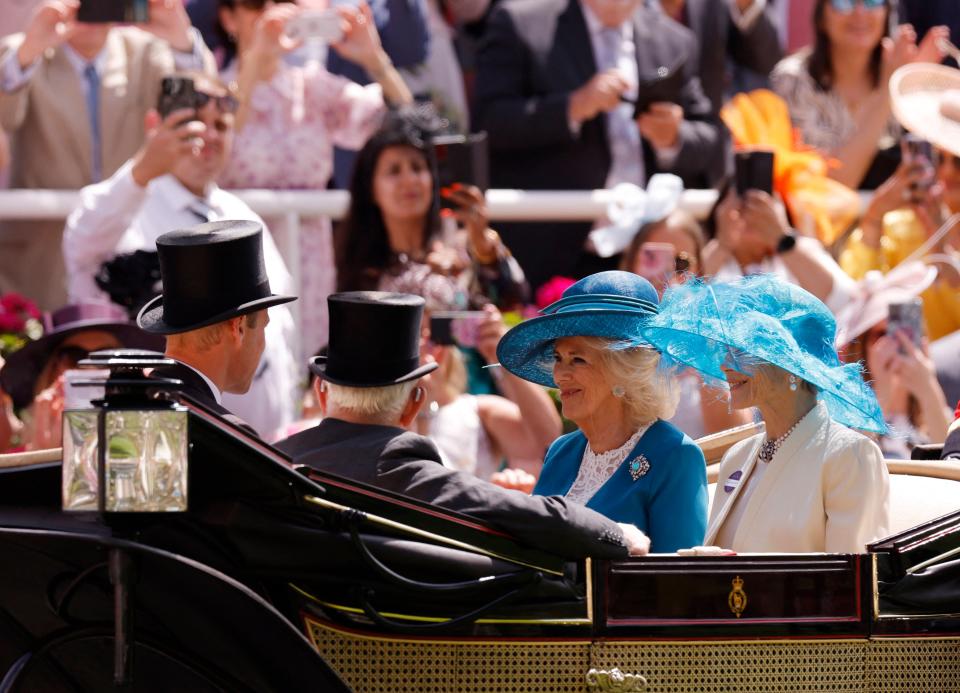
[104,410,189,513]
[62,409,100,511]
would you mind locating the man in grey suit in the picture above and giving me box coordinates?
[0,0,214,308]
[473,0,727,291]
[276,291,651,560]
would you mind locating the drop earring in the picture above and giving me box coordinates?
[612,385,626,398]
[789,374,798,392]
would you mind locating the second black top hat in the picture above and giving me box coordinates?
[137,220,296,335]
[310,291,438,387]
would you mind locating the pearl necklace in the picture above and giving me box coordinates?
[757,419,802,463]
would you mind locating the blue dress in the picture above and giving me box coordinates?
[533,420,708,553]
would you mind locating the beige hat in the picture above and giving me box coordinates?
[834,261,937,347]
[890,64,960,158]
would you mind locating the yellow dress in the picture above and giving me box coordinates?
[839,209,960,342]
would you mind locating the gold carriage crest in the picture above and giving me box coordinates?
[728,575,747,618]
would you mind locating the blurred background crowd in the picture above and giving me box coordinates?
[1,0,959,482]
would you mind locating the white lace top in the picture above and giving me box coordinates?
[566,425,651,504]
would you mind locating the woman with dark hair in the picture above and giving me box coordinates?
[335,111,526,311]
[770,0,946,189]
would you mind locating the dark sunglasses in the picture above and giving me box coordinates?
[194,91,239,114]
[828,0,886,13]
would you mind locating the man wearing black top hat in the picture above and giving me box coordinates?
[137,219,296,434]
[275,291,650,560]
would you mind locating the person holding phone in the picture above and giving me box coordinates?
[496,271,708,553]
[840,156,960,342]
[61,72,300,438]
[335,109,527,314]
[770,0,947,190]
[0,0,215,310]
[833,263,952,457]
[473,0,726,293]
[216,0,413,357]
[702,180,856,314]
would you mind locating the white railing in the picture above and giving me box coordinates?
[0,188,721,221]
[0,189,723,305]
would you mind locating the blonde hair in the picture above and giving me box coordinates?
[165,313,262,353]
[324,380,418,424]
[581,337,680,427]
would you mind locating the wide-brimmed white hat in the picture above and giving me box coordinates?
[890,64,960,158]
[833,261,937,347]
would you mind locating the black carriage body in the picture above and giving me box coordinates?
[2,379,960,691]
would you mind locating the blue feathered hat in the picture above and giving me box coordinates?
[496,271,659,387]
[639,275,887,434]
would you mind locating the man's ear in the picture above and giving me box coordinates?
[398,384,425,428]
[226,315,246,346]
[314,378,328,415]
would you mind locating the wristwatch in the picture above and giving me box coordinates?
[776,231,797,254]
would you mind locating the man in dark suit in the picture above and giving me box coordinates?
[276,291,651,560]
[136,220,297,435]
[473,0,728,290]
[656,0,783,113]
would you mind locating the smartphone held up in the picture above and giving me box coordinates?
[734,149,775,197]
[901,134,937,201]
[78,0,149,23]
[429,312,487,349]
[887,298,924,353]
[285,9,345,44]
[432,133,489,210]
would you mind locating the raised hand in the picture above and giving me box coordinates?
[142,0,194,52]
[17,0,79,68]
[131,108,206,186]
[331,2,386,73]
[637,102,683,150]
[569,69,631,123]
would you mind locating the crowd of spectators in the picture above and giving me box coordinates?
[1,0,960,479]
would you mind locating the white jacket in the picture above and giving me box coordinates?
[707,402,890,553]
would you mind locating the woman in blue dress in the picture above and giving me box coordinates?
[496,271,707,552]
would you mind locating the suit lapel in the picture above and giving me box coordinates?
[559,0,598,88]
[47,49,93,176]
[726,404,830,548]
[705,435,762,544]
[99,30,130,174]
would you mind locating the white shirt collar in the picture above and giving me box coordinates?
[62,42,108,76]
[152,174,220,215]
[581,3,630,38]
[175,358,223,404]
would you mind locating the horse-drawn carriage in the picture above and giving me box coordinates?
[1,351,960,692]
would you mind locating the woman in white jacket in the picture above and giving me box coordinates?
[641,275,890,554]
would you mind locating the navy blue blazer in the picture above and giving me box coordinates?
[533,420,708,553]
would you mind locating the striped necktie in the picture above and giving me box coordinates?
[83,63,102,182]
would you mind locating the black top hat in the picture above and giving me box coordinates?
[137,220,296,335]
[310,292,438,387]
[1,302,163,409]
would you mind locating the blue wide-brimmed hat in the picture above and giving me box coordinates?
[497,271,659,387]
[639,275,887,434]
